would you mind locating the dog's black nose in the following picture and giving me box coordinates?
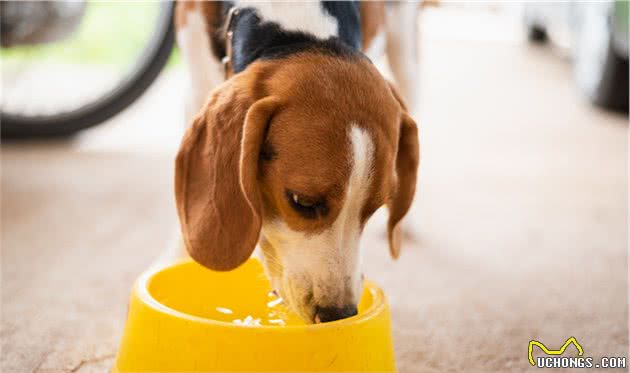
[314,305,358,323]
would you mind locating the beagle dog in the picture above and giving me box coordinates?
[174,1,420,324]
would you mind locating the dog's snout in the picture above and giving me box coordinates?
[314,305,358,323]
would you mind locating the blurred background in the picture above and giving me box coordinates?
[1,1,627,372]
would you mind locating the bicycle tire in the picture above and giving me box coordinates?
[1,2,175,139]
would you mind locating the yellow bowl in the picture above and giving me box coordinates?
[113,258,397,372]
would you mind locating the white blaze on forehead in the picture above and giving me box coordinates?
[235,1,338,40]
[346,126,374,214]
[260,125,374,309]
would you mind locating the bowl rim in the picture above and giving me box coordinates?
[135,258,387,330]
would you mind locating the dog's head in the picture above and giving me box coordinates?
[175,51,419,323]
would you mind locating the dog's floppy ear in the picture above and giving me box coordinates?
[387,83,420,259]
[175,83,280,271]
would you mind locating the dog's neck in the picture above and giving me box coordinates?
[228,2,362,74]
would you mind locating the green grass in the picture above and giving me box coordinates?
[1,1,180,69]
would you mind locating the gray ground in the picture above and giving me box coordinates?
[2,7,628,373]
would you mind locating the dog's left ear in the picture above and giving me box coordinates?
[175,80,281,271]
[387,83,420,259]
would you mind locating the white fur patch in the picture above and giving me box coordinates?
[236,1,339,40]
[365,30,386,61]
[177,7,225,124]
[260,125,374,318]
[384,1,420,112]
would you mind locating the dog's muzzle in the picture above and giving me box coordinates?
[314,304,358,323]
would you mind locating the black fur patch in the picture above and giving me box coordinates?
[320,1,361,50]
[229,5,364,73]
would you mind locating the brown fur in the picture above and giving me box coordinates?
[175,52,419,270]
[174,1,193,29]
[359,1,385,51]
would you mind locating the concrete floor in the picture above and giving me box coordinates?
[2,7,628,373]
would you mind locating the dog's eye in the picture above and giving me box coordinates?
[291,193,315,208]
[285,190,326,219]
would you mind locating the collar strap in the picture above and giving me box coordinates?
[222,7,241,79]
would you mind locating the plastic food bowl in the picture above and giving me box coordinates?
[112,258,397,372]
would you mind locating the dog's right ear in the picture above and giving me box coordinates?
[175,82,281,271]
[386,82,419,259]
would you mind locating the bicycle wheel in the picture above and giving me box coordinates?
[1,1,175,139]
